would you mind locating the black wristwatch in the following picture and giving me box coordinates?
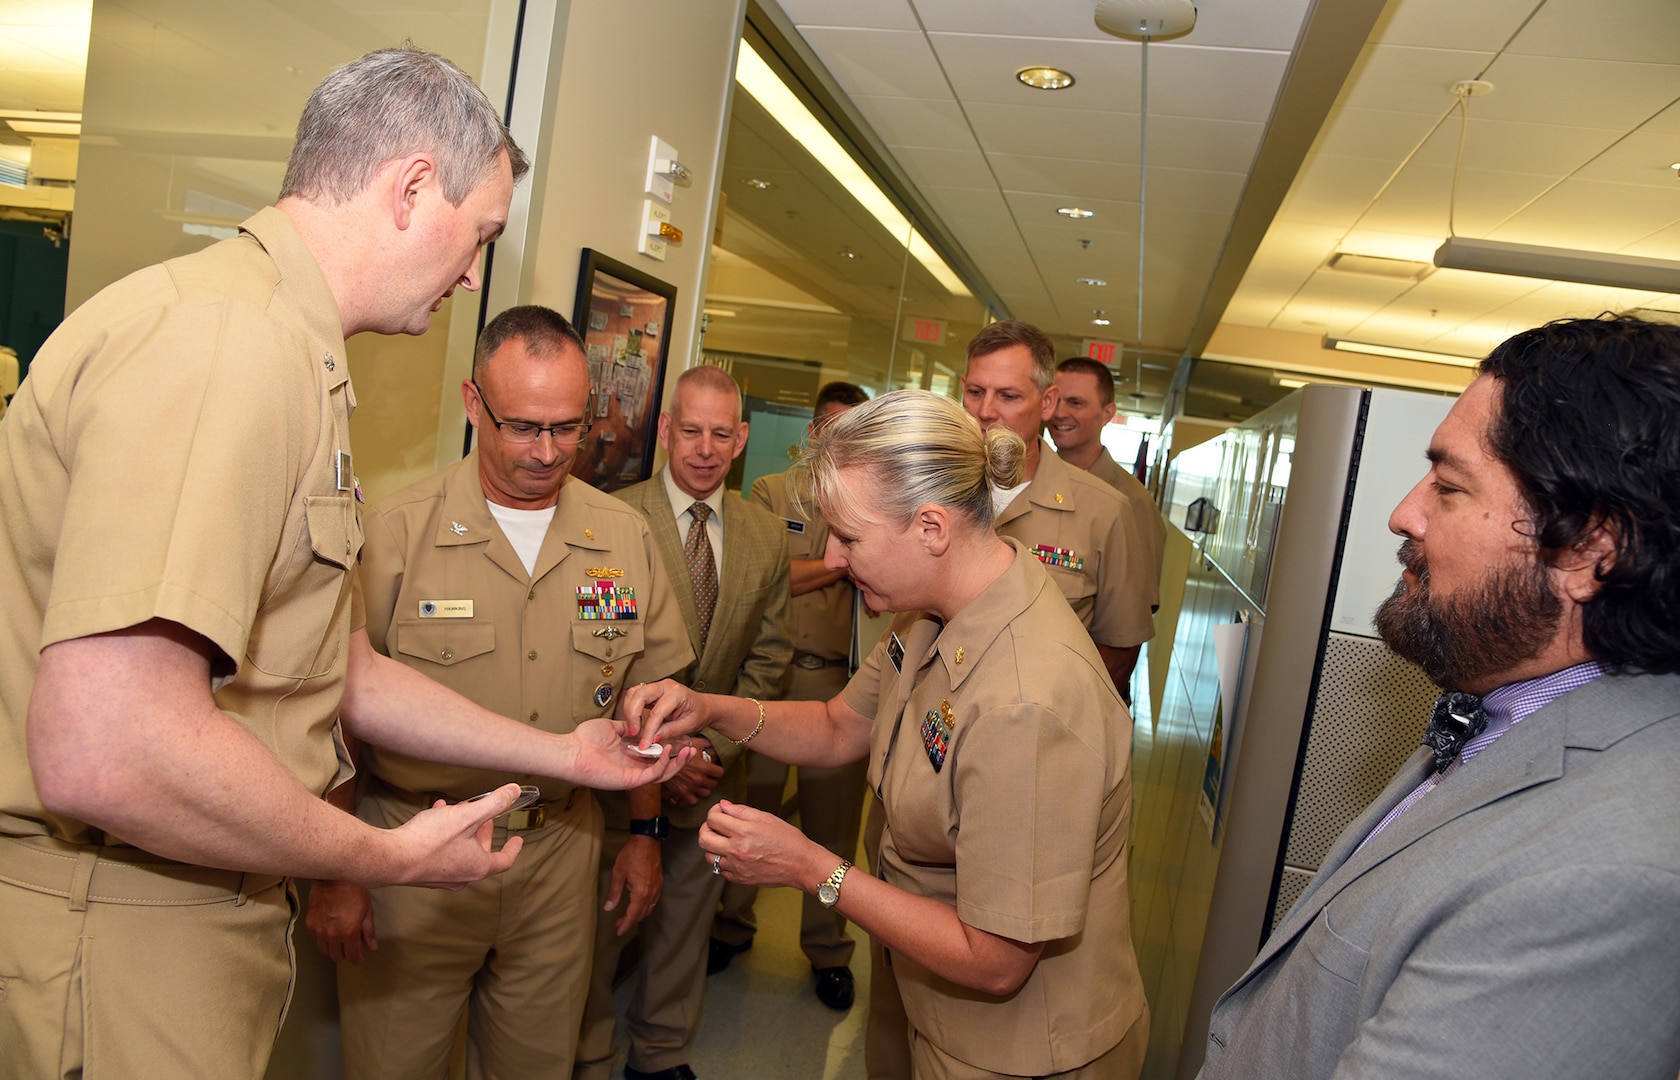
[628,816,670,840]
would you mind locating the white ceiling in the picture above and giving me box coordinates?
[770,0,1680,410]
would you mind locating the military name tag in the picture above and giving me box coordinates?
[784,518,806,534]
[335,450,353,492]
[921,698,953,772]
[887,631,905,673]
[419,599,474,618]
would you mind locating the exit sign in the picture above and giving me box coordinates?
[1082,339,1120,365]
[901,317,947,345]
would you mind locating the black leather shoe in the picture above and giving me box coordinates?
[624,1066,698,1080]
[813,965,855,1010]
[707,936,751,975]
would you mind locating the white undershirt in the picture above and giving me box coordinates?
[991,480,1030,519]
[488,502,557,577]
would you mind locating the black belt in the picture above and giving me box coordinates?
[793,652,848,670]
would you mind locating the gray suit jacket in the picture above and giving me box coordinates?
[609,472,792,829]
[1199,671,1680,1080]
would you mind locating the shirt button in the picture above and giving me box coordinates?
[528,650,538,660]
[441,650,453,660]
[528,589,537,600]
[529,711,539,722]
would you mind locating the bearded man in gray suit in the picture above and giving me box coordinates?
[1199,314,1680,1080]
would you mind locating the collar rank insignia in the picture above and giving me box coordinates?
[578,580,638,620]
[1031,544,1084,570]
[921,698,954,772]
[450,521,469,536]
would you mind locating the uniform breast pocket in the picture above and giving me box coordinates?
[394,619,496,669]
[245,495,361,679]
[1044,561,1098,606]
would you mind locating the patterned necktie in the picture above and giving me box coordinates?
[685,501,718,650]
[1423,691,1488,773]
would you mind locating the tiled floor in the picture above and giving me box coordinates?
[624,882,872,1079]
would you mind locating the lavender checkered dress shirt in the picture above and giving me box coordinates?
[1359,661,1605,850]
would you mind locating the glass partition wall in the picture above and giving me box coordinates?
[701,34,994,490]
[65,0,518,503]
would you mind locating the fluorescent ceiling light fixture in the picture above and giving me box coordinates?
[1076,276,1107,286]
[1324,336,1481,368]
[1434,236,1680,295]
[735,42,971,298]
[1278,377,1309,389]
[1326,251,1432,280]
[1057,206,1095,218]
[701,307,737,318]
[1092,318,1111,326]
[739,177,774,190]
[1017,66,1075,90]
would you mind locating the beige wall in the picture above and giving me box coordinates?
[524,0,747,454]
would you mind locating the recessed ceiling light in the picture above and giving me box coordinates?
[837,247,857,259]
[1076,276,1107,286]
[1017,66,1075,91]
[740,177,775,190]
[1057,206,1095,218]
[1091,318,1111,326]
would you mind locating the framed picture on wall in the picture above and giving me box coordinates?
[568,249,677,493]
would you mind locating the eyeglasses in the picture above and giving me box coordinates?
[471,380,592,445]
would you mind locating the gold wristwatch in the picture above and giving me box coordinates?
[817,859,853,908]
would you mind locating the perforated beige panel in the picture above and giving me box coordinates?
[1281,633,1439,876]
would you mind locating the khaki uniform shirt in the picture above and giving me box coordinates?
[1078,446,1165,609]
[996,441,1154,648]
[0,208,358,844]
[358,457,693,801]
[842,541,1144,1074]
[750,468,852,666]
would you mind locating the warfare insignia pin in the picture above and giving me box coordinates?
[594,682,615,709]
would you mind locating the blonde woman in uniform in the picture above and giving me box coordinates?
[621,390,1147,1079]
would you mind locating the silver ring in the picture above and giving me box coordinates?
[711,853,723,875]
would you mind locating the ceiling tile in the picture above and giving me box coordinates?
[797,26,953,99]
[1340,44,1498,117]
[850,94,979,151]
[781,0,921,31]
[890,145,998,191]
[1369,0,1549,52]
[1488,177,1680,251]
[1506,0,1680,65]
[1474,53,1680,130]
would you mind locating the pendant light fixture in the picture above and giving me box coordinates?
[1095,0,1197,406]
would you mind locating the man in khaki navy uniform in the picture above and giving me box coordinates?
[866,321,1153,1080]
[710,380,870,1012]
[0,49,687,1080]
[576,364,793,1080]
[303,306,694,1077]
[1050,357,1165,615]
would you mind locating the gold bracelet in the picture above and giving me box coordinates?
[733,697,766,746]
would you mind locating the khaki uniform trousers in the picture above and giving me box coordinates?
[0,836,293,1080]
[575,822,726,1077]
[338,787,601,1079]
[909,1011,1148,1080]
[714,662,867,969]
